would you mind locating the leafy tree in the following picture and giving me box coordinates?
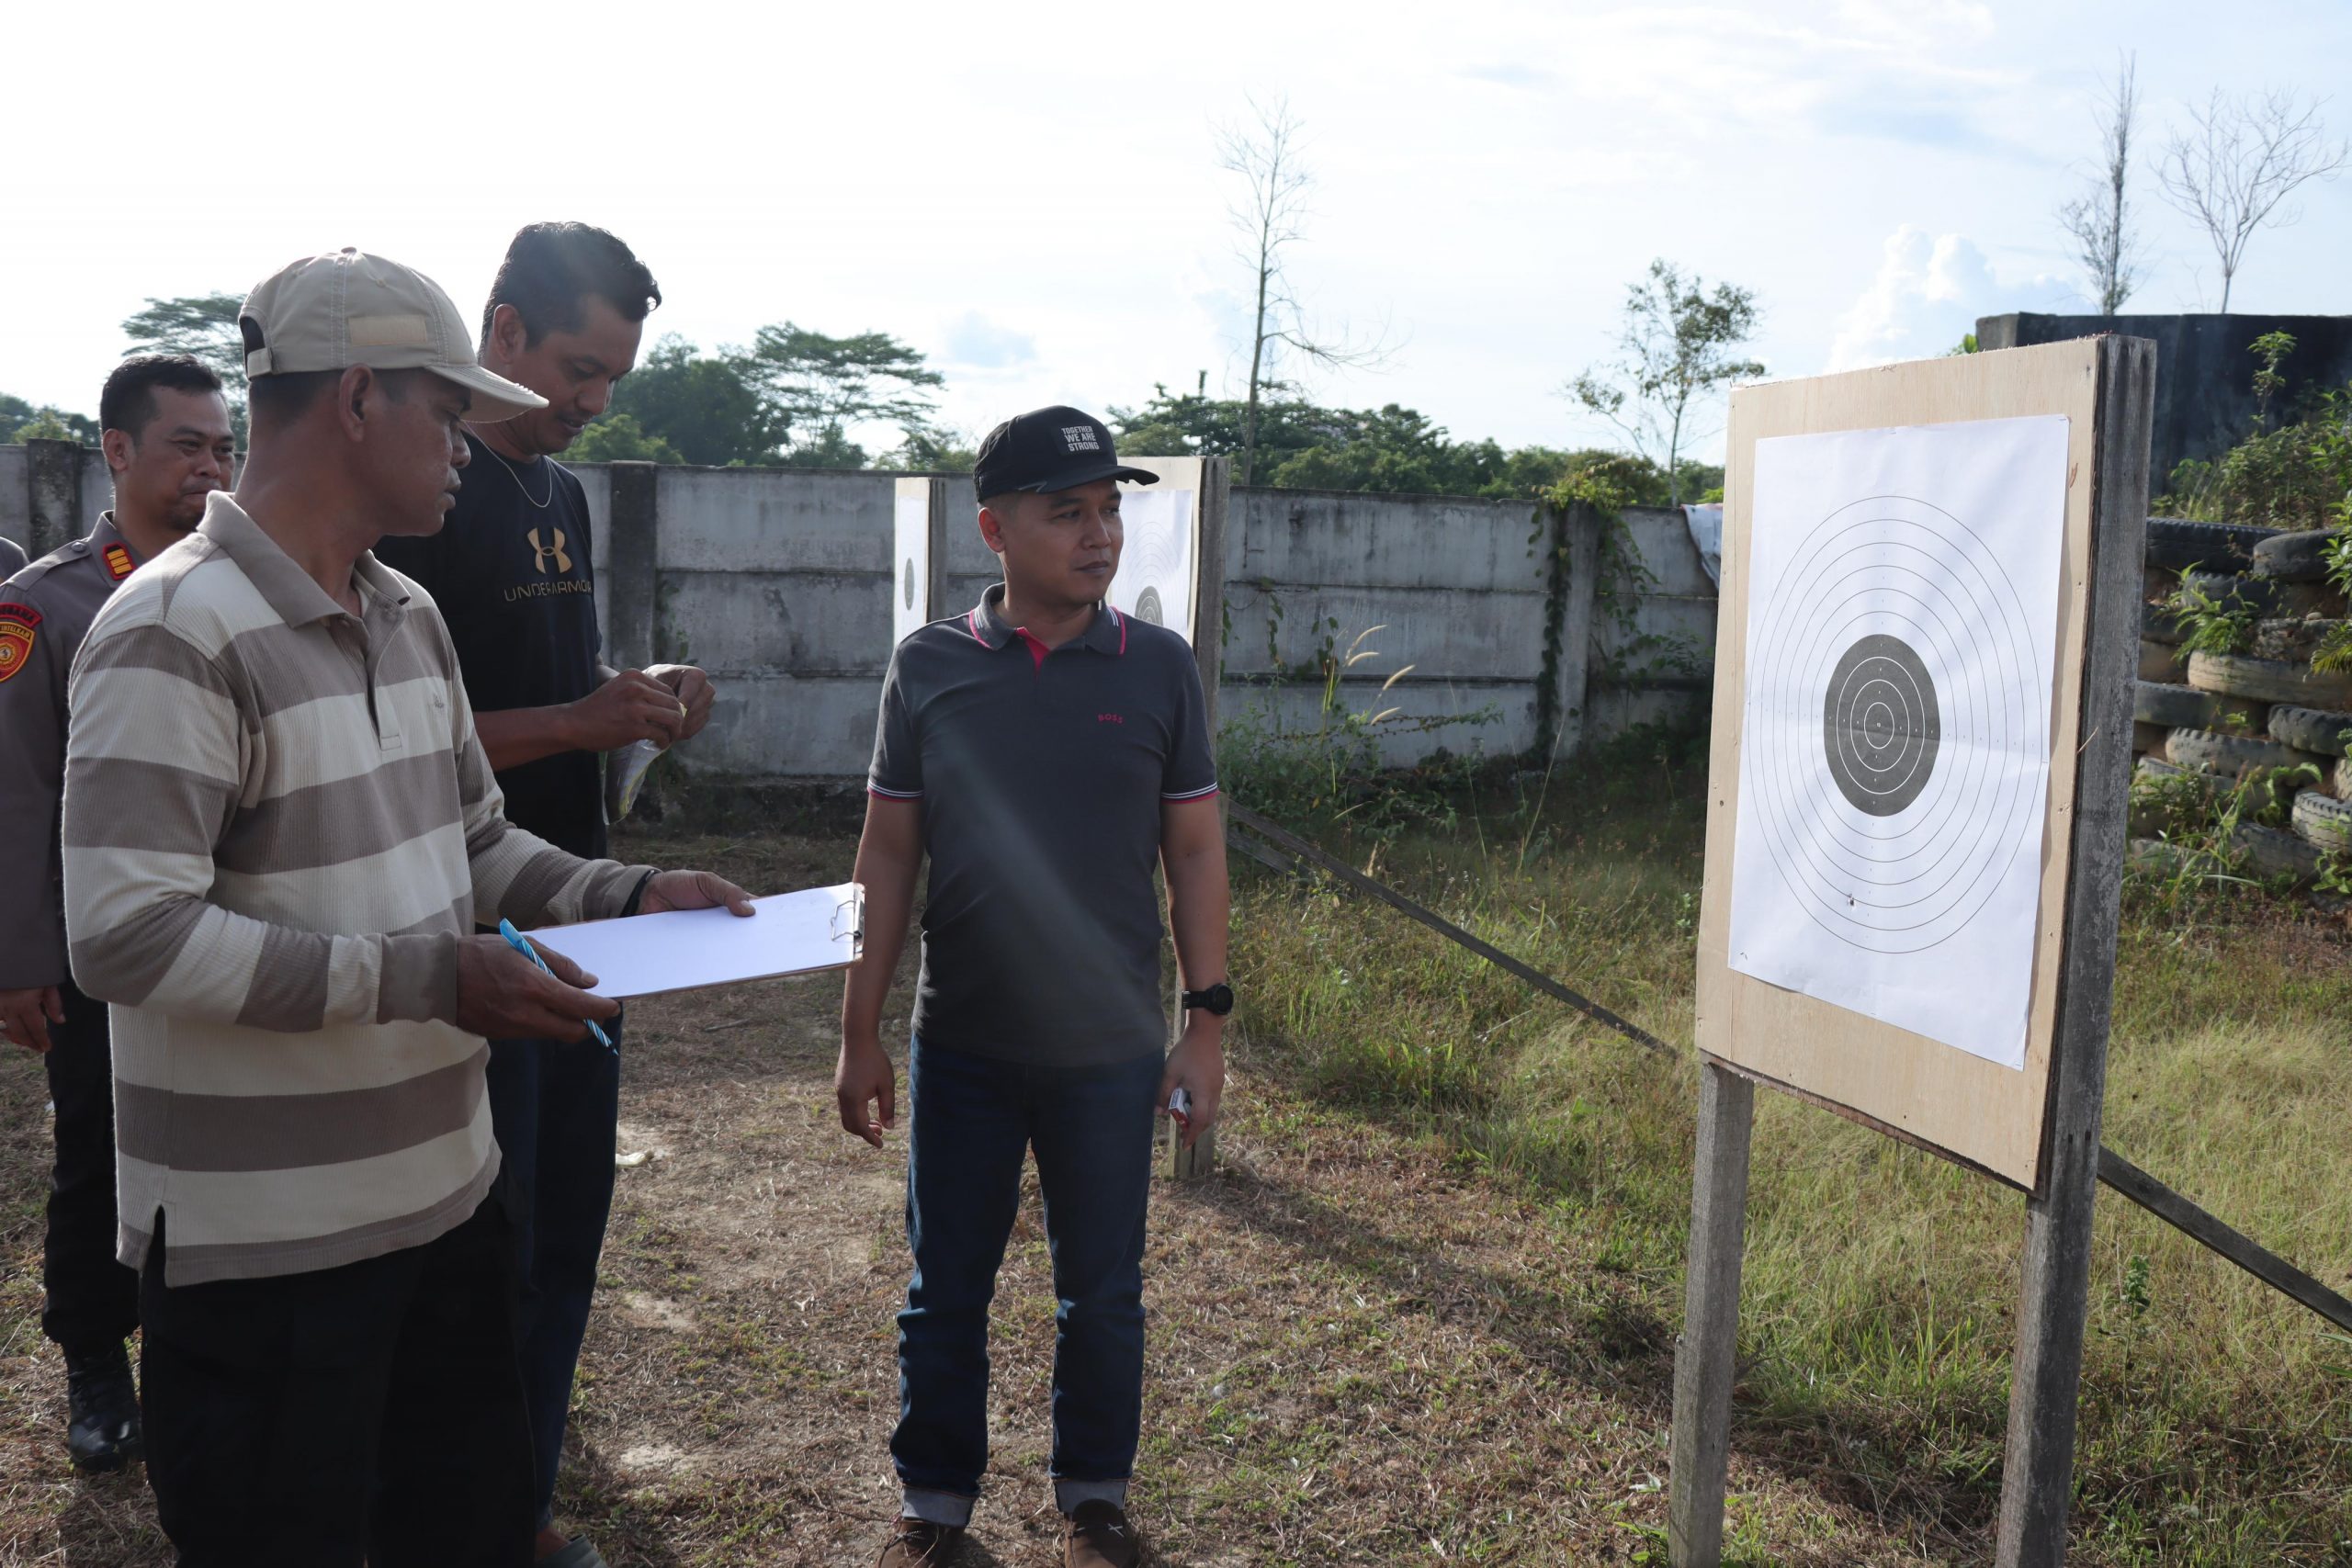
[2057,53,2145,314]
[567,412,682,464]
[745,323,944,464]
[1567,260,1764,506]
[1109,387,1706,502]
[11,409,77,443]
[121,292,248,434]
[876,427,978,472]
[0,393,98,444]
[605,336,783,466]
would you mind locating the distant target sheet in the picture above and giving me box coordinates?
[1727,416,2069,1069]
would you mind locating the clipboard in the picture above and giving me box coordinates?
[522,882,864,1000]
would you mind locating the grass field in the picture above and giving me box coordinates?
[0,735,2346,1564]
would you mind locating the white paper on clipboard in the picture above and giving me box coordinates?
[523,883,864,1000]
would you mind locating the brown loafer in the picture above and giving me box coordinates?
[876,1517,965,1567]
[1065,1501,1140,1568]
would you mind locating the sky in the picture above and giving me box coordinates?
[7,0,2350,461]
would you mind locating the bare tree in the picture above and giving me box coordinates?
[1218,96,1386,486]
[1567,260,1764,506]
[2057,53,2144,315]
[2157,88,2347,311]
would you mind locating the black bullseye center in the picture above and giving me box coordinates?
[1823,634,1940,817]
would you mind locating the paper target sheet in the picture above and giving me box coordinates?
[1727,416,2068,1069]
[1109,488,1196,642]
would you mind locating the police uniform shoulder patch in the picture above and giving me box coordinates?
[103,544,134,581]
[0,602,40,684]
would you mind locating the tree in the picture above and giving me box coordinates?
[2058,53,2144,314]
[2157,88,2347,312]
[606,336,784,466]
[1567,260,1764,505]
[567,412,683,464]
[744,323,944,465]
[1217,96,1387,487]
[0,393,98,445]
[11,409,77,444]
[120,292,248,432]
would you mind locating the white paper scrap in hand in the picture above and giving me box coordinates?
[524,883,864,1000]
[1727,416,2068,1070]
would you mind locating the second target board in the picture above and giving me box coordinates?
[1726,418,2070,1070]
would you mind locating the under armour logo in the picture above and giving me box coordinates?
[527,527,571,575]
[1061,425,1102,453]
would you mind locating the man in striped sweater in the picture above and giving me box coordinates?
[61,248,751,1568]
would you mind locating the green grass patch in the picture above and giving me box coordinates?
[1228,726,2352,1564]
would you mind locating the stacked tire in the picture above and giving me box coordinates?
[2133,520,2352,881]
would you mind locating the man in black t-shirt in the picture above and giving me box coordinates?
[374,222,710,1568]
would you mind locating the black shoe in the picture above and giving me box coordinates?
[64,1341,141,1473]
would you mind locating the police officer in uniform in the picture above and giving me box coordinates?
[0,355,235,1470]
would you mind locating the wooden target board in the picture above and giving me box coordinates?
[1696,338,2138,1190]
[1671,336,2154,1568]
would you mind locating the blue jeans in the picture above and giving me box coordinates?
[892,1037,1162,1507]
[487,1024,622,1533]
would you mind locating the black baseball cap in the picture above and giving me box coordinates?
[973,405,1159,500]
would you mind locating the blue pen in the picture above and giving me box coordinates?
[498,918,615,1053]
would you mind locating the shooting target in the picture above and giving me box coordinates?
[1108,488,1197,644]
[892,480,932,645]
[1729,418,2069,1069]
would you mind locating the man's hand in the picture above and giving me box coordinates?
[1156,1016,1227,1150]
[564,670,687,752]
[0,987,64,1055]
[639,870,755,917]
[835,1032,896,1148]
[454,935,619,1043]
[646,665,717,742]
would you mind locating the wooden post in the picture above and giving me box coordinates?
[1166,457,1230,1182]
[1668,1061,1755,1567]
[1993,336,2154,1568]
[923,476,952,622]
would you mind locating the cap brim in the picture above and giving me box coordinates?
[1017,459,1159,492]
[429,363,548,423]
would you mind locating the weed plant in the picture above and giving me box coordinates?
[1227,724,2352,1562]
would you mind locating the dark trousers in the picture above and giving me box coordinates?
[487,1027,622,1531]
[139,1197,534,1568]
[41,979,138,1353]
[892,1038,1162,1499]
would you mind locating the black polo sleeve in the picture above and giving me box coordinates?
[867,642,923,801]
[1161,650,1218,802]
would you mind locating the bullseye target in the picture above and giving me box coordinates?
[1741,494,2047,956]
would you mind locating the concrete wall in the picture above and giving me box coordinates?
[1977,312,2352,485]
[2,446,1718,777]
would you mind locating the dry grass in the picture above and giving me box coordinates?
[2,800,2346,1565]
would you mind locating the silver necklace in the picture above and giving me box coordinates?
[471,429,552,509]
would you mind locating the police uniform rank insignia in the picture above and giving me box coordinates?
[0,603,40,683]
[104,544,135,581]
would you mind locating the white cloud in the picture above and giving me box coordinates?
[1824,226,2070,370]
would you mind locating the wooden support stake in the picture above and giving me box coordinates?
[1668,1060,1754,1567]
[1994,335,2154,1568]
[1166,457,1230,1182]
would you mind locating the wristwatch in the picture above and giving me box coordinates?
[1182,982,1235,1016]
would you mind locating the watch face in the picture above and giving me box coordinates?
[1190,983,1235,1015]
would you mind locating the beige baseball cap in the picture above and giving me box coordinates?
[239,248,547,423]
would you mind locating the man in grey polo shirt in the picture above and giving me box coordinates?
[837,407,1232,1568]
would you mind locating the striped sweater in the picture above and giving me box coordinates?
[62,493,650,1285]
